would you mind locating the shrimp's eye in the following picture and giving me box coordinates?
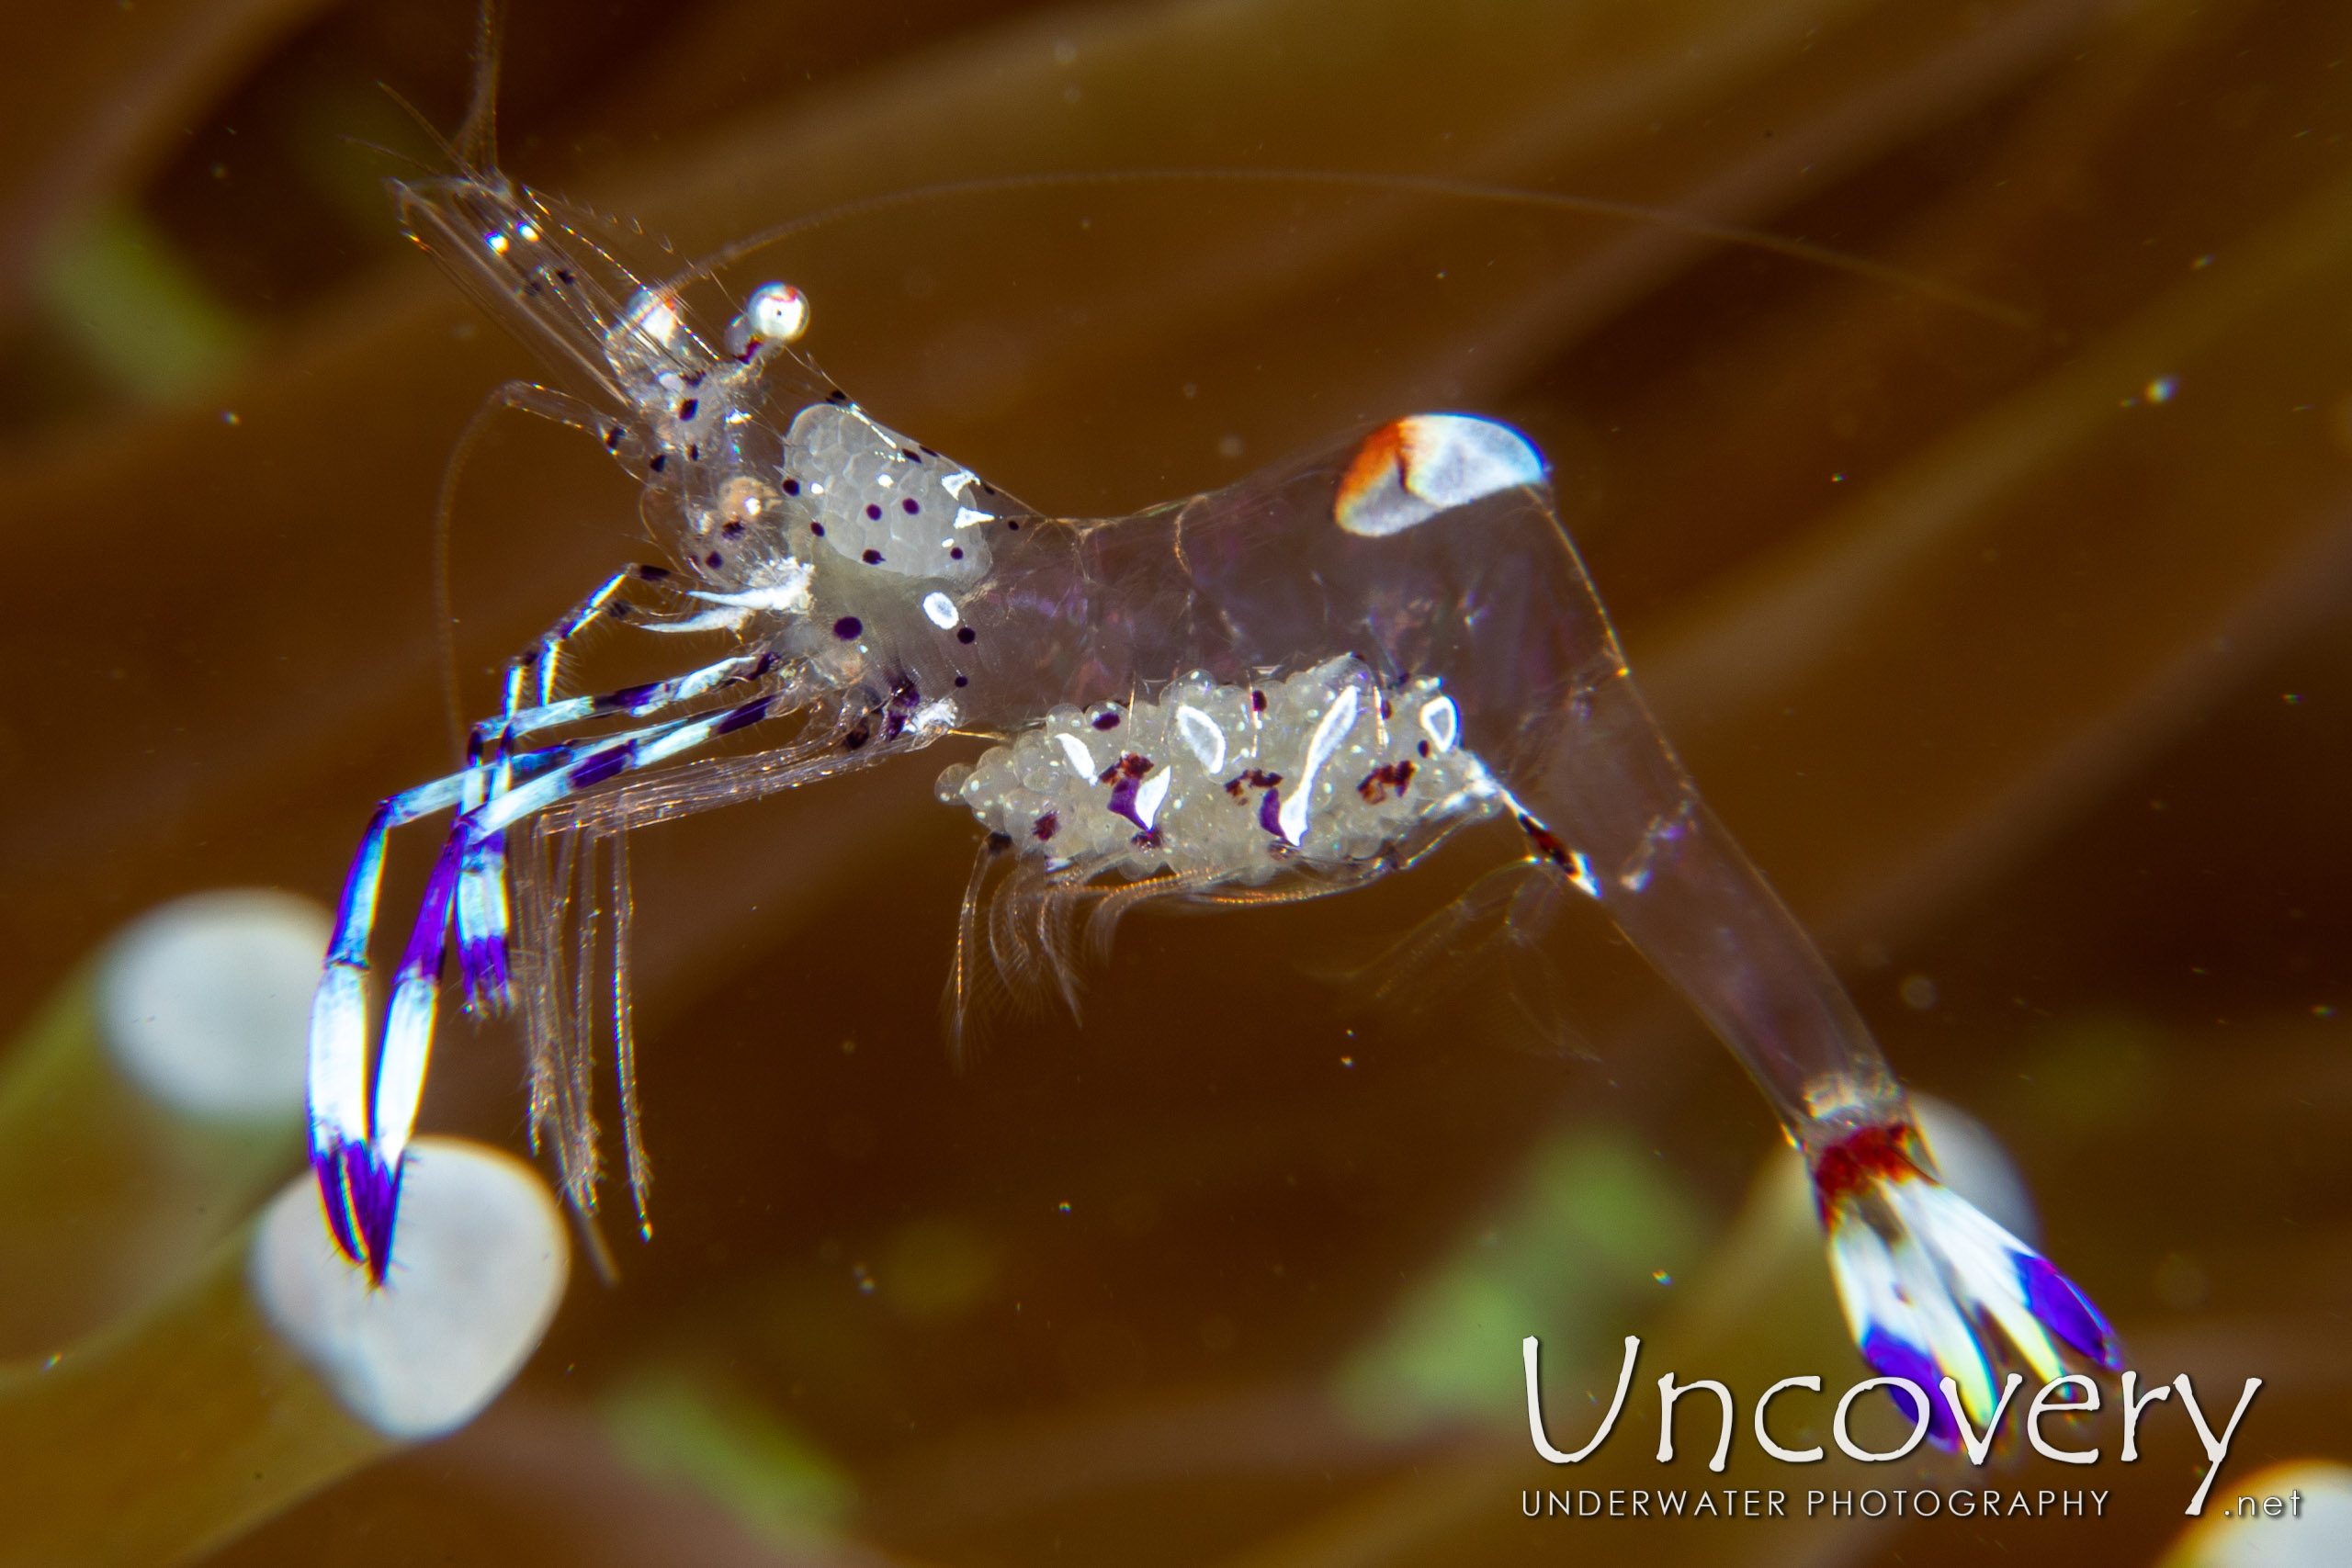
[726,281,810,357]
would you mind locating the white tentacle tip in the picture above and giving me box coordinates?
[97,888,333,1121]
[252,1136,570,1439]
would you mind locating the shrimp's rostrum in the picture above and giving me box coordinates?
[310,124,2121,1447]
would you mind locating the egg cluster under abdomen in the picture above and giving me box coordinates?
[937,657,1501,884]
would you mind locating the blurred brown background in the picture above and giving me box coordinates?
[2,0,2349,1562]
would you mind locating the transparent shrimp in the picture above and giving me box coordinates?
[308,66,2120,1441]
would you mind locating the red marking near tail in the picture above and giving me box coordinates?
[1811,1121,1928,1212]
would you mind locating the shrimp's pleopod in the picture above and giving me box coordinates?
[311,103,2119,1429]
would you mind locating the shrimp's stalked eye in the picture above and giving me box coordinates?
[1335,413,1545,537]
[724,280,811,357]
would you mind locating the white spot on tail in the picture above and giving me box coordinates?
[1336,414,1545,537]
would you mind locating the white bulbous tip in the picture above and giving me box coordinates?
[2167,1461,2352,1564]
[96,889,333,1121]
[1335,413,1546,537]
[251,1136,570,1440]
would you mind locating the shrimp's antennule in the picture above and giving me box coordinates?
[1811,1119,2121,1447]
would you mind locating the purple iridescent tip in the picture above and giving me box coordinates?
[313,1142,364,1263]
[1259,786,1283,837]
[458,933,510,1004]
[1860,1330,1960,1450]
[2019,1255,2124,1370]
[339,1145,405,1285]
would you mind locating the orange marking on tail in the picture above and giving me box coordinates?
[1336,418,1411,527]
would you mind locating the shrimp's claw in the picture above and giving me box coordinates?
[1812,1120,2122,1447]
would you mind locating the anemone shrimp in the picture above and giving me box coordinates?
[307,35,2120,1450]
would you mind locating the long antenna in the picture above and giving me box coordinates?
[668,167,2035,332]
[453,0,504,175]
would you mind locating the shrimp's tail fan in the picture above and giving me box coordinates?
[1811,1120,2122,1447]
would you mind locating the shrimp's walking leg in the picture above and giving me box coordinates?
[454,564,786,1001]
[380,694,799,1240]
[311,729,601,1267]
[312,653,799,1279]
[455,632,778,1016]
[458,615,780,1020]
[311,732,635,1270]
[448,566,658,1016]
